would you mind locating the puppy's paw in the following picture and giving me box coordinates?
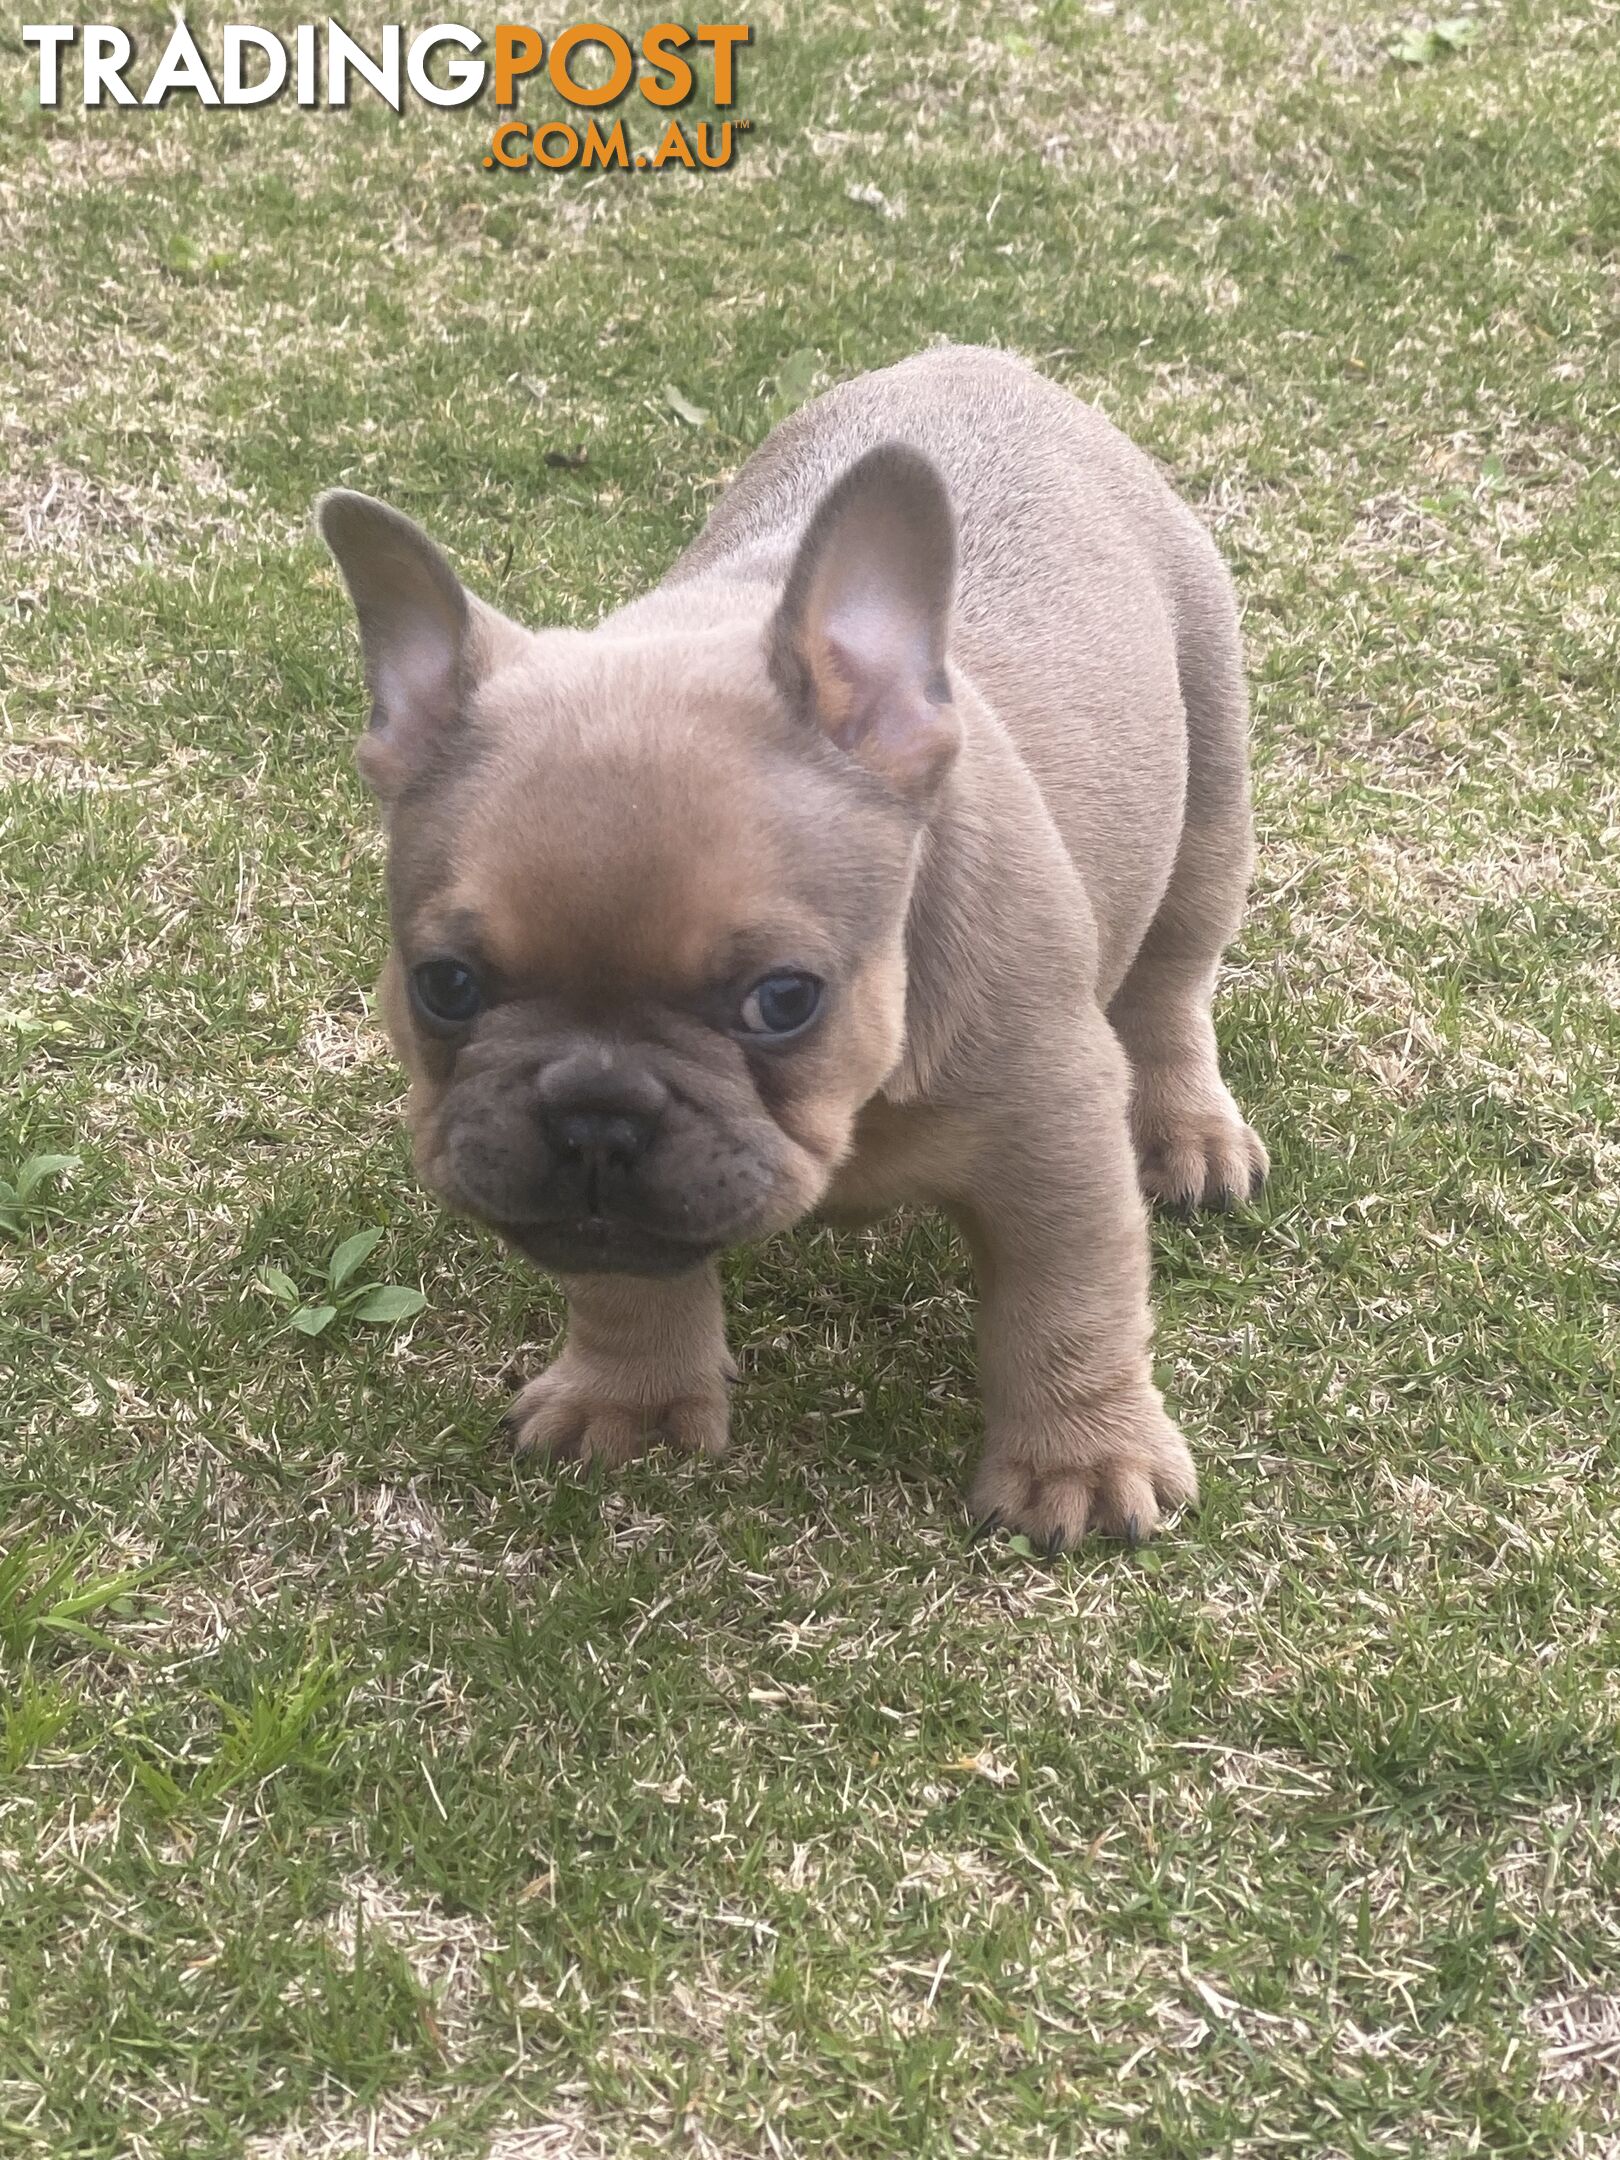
[1134,1094,1268,1214]
[503,1354,731,1470]
[970,1387,1197,1553]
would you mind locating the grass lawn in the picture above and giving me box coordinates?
[3,1,1618,2153]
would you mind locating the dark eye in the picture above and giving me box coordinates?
[411,958,483,1029]
[738,971,823,1038]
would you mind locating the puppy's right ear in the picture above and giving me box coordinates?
[316,490,471,800]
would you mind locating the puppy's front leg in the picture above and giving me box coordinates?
[955,1013,1197,1551]
[505,1265,734,1469]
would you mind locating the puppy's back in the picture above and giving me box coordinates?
[670,345,1239,989]
[673,343,1226,639]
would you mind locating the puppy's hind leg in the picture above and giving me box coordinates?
[1108,591,1268,1213]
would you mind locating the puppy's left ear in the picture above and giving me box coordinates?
[769,443,960,798]
[316,490,491,801]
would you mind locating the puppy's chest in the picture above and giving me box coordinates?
[818,1096,968,1225]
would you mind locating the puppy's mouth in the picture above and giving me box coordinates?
[497,1214,722,1279]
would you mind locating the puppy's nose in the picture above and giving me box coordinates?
[534,1054,668,1211]
[540,1106,656,1173]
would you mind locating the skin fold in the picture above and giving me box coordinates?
[319,344,1266,1550]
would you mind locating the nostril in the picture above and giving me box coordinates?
[544,1108,655,1169]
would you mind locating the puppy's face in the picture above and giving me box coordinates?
[381,640,924,1275]
[320,448,957,1276]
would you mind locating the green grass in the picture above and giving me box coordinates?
[3,2,1619,2153]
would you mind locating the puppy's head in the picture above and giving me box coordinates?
[318,446,957,1277]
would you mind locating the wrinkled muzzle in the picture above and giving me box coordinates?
[421,1032,819,1277]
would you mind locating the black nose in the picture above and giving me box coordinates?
[533,1054,668,1215]
[539,1107,657,1174]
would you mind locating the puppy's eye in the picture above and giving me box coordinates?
[738,971,823,1039]
[411,958,483,1030]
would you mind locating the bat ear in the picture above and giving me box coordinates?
[316,490,474,800]
[768,443,960,797]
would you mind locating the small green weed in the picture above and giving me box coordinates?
[257,1229,428,1339]
[0,1153,80,1239]
[1390,15,1481,63]
[0,1535,157,1662]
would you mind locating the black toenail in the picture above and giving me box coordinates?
[969,1513,1003,1545]
[1122,1514,1144,1550]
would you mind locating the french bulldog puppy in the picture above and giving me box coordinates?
[318,344,1265,1549]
